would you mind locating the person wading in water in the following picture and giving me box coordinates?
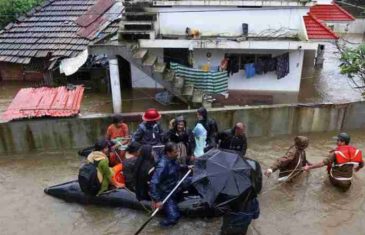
[304,133,363,191]
[264,136,311,182]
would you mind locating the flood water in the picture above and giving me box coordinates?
[0,82,187,118]
[299,34,365,104]
[1,129,365,235]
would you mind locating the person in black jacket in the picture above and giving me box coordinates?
[196,107,218,151]
[133,145,156,201]
[163,115,194,165]
[218,122,247,156]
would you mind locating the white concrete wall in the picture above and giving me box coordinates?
[315,0,332,4]
[193,49,304,92]
[155,7,309,37]
[331,19,365,34]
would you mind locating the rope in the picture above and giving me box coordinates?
[260,169,304,196]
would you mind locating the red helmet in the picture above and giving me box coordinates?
[142,108,161,122]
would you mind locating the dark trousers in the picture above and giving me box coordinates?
[220,198,259,235]
[162,198,181,223]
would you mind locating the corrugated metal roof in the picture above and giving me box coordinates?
[310,3,355,22]
[1,86,84,121]
[303,14,339,40]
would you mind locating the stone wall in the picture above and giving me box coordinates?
[1,101,365,155]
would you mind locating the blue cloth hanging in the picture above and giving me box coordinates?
[244,63,256,79]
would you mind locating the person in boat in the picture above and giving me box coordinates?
[132,108,164,147]
[163,115,194,165]
[218,122,247,156]
[196,107,218,151]
[304,133,363,191]
[84,138,125,196]
[123,142,142,190]
[220,156,262,235]
[264,136,310,182]
[134,145,156,201]
[150,142,184,227]
[191,123,207,161]
[106,114,130,165]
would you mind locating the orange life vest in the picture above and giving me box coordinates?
[334,145,363,166]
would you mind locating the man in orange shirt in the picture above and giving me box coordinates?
[106,114,130,165]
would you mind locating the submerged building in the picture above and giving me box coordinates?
[89,0,356,112]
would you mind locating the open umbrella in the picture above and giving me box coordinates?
[192,149,253,206]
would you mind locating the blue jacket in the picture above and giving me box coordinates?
[150,155,180,202]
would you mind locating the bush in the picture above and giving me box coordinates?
[0,0,44,29]
[339,44,365,96]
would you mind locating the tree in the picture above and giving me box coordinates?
[0,0,44,29]
[339,43,365,96]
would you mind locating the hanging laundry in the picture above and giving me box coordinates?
[255,58,265,75]
[267,58,277,72]
[228,55,239,76]
[244,63,256,79]
[276,53,289,79]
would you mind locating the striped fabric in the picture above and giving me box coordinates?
[170,62,228,94]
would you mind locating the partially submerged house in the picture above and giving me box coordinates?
[0,0,122,87]
[87,0,355,112]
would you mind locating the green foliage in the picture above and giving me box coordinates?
[0,0,44,29]
[339,44,365,95]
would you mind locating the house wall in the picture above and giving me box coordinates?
[192,49,304,92]
[0,62,24,81]
[330,19,365,34]
[154,7,310,37]
[0,60,45,82]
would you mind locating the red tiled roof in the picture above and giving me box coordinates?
[1,86,84,121]
[310,3,355,21]
[303,14,339,40]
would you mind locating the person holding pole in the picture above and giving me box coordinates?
[150,142,186,227]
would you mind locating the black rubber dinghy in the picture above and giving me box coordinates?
[44,180,223,218]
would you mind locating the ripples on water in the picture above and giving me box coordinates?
[1,130,365,234]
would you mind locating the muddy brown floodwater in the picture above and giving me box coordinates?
[1,129,365,235]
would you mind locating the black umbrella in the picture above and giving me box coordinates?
[192,149,253,206]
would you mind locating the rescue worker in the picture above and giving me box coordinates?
[85,138,125,195]
[264,136,310,182]
[163,115,194,165]
[105,114,130,165]
[196,107,219,151]
[150,142,182,227]
[220,156,262,235]
[218,122,247,156]
[132,108,164,146]
[304,133,363,191]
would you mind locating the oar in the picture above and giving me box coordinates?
[134,168,192,235]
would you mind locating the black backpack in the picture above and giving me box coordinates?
[78,162,101,196]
